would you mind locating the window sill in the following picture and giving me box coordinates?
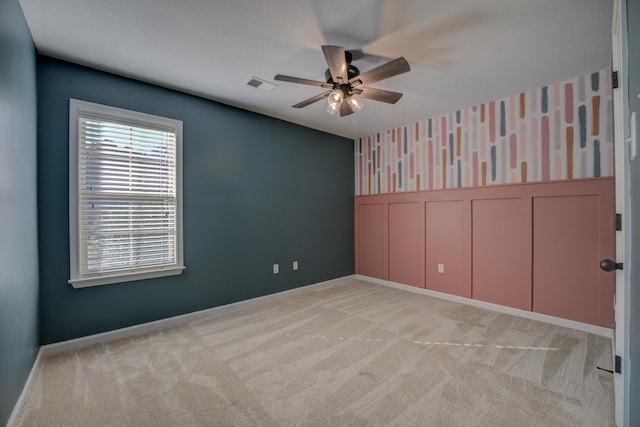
[69,266,185,288]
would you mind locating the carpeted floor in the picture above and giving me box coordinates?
[16,277,614,426]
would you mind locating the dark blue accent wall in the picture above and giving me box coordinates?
[0,0,40,424]
[37,57,354,344]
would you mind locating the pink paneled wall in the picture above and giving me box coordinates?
[354,178,615,328]
[355,69,613,195]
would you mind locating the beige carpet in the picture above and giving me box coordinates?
[16,277,614,426]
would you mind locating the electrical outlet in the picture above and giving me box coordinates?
[293,261,299,270]
[437,263,445,273]
[273,264,279,274]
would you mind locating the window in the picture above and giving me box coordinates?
[69,99,184,288]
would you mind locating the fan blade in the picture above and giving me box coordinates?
[340,100,355,117]
[322,45,349,83]
[274,74,333,88]
[356,87,403,104]
[361,9,481,67]
[347,48,388,63]
[347,49,366,61]
[349,57,410,87]
[292,91,331,108]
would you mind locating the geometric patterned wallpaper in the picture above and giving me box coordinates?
[355,68,613,195]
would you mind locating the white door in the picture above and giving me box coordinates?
[611,0,625,424]
[621,0,640,424]
[611,0,639,425]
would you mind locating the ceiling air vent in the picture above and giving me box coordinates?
[245,77,277,92]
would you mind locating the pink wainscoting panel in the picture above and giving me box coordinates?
[388,202,423,287]
[357,203,385,279]
[425,200,466,296]
[472,198,532,310]
[354,177,614,327]
[533,195,613,327]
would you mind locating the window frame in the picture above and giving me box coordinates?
[68,99,184,288]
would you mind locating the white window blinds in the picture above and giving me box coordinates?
[69,100,184,288]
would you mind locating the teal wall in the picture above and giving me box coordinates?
[0,0,40,424]
[37,57,354,344]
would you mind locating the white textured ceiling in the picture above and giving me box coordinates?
[18,0,613,139]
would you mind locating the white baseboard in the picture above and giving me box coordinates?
[355,274,613,338]
[6,347,43,427]
[41,275,355,356]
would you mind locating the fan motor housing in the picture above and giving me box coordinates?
[324,64,360,84]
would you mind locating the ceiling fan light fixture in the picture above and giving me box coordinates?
[275,45,410,118]
[326,102,341,117]
[347,95,364,112]
[327,89,344,107]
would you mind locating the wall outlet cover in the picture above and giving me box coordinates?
[437,263,445,273]
[273,264,279,274]
[293,261,298,270]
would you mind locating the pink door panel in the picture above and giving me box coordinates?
[533,195,611,327]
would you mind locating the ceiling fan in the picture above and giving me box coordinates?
[274,45,411,117]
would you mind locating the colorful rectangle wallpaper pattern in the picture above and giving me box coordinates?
[355,68,613,195]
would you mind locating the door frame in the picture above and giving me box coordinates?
[611,0,627,424]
